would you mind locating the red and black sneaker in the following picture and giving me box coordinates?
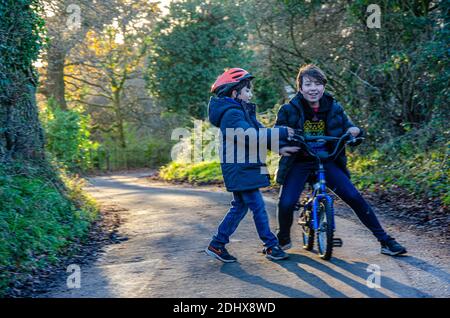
[205,245,237,263]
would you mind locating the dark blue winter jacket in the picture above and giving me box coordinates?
[208,97,288,192]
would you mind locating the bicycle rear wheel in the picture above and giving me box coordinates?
[316,199,334,260]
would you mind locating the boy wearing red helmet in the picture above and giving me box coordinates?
[205,68,295,262]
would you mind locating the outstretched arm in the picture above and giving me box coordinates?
[221,109,290,150]
[274,104,296,150]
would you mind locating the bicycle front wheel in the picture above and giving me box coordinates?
[299,210,314,251]
[316,199,334,260]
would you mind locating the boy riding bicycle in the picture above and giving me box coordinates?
[275,64,407,256]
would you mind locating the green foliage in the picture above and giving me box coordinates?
[252,75,285,112]
[96,123,174,169]
[0,0,48,160]
[146,0,252,118]
[0,163,98,296]
[243,0,449,140]
[159,161,223,184]
[41,99,98,171]
[0,0,46,76]
[123,124,174,167]
[349,127,449,206]
[146,138,173,167]
[346,0,450,134]
[159,149,282,186]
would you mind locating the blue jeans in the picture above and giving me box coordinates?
[277,161,389,242]
[210,189,279,248]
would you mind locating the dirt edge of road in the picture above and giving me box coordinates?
[6,204,126,298]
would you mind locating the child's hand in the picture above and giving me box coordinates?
[287,127,295,138]
[347,127,360,137]
[280,146,300,156]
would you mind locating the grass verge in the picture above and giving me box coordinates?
[0,161,98,297]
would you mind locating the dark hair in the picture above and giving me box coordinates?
[296,64,327,91]
[217,79,252,98]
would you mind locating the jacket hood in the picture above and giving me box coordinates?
[289,92,334,114]
[208,97,243,127]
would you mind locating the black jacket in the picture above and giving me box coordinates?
[274,92,364,184]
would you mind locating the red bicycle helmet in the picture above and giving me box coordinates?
[210,68,254,95]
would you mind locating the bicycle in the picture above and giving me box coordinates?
[289,131,364,260]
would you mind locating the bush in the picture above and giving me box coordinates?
[146,138,173,167]
[0,163,98,296]
[95,123,175,170]
[41,99,98,171]
[159,161,223,184]
[348,129,449,208]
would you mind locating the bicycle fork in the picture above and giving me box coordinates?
[310,163,343,248]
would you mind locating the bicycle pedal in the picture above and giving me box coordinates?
[332,238,343,247]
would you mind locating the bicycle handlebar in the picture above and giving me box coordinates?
[289,131,364,161]
[304,136,340,142]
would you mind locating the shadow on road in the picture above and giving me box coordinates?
[219,262,314,298]
[272,253,431,298]
[395,255,450,285]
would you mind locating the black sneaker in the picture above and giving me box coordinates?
[263,245,289,261]
[205,245,237,263]
[279,239,292,251]
[277,235,292,251]
[381,237,407,256]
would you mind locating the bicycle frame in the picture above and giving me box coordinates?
[293,132,364,258]
[293,133,364,232]
[310,164,335,231]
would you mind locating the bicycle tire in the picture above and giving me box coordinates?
[316,199,334,260]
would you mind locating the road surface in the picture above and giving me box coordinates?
[43,172,449,298]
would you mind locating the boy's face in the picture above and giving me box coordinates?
[300,76,325,103]
[233,86,253,103]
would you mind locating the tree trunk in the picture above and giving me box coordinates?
[0,74,46,162]
[43,43,68,110]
